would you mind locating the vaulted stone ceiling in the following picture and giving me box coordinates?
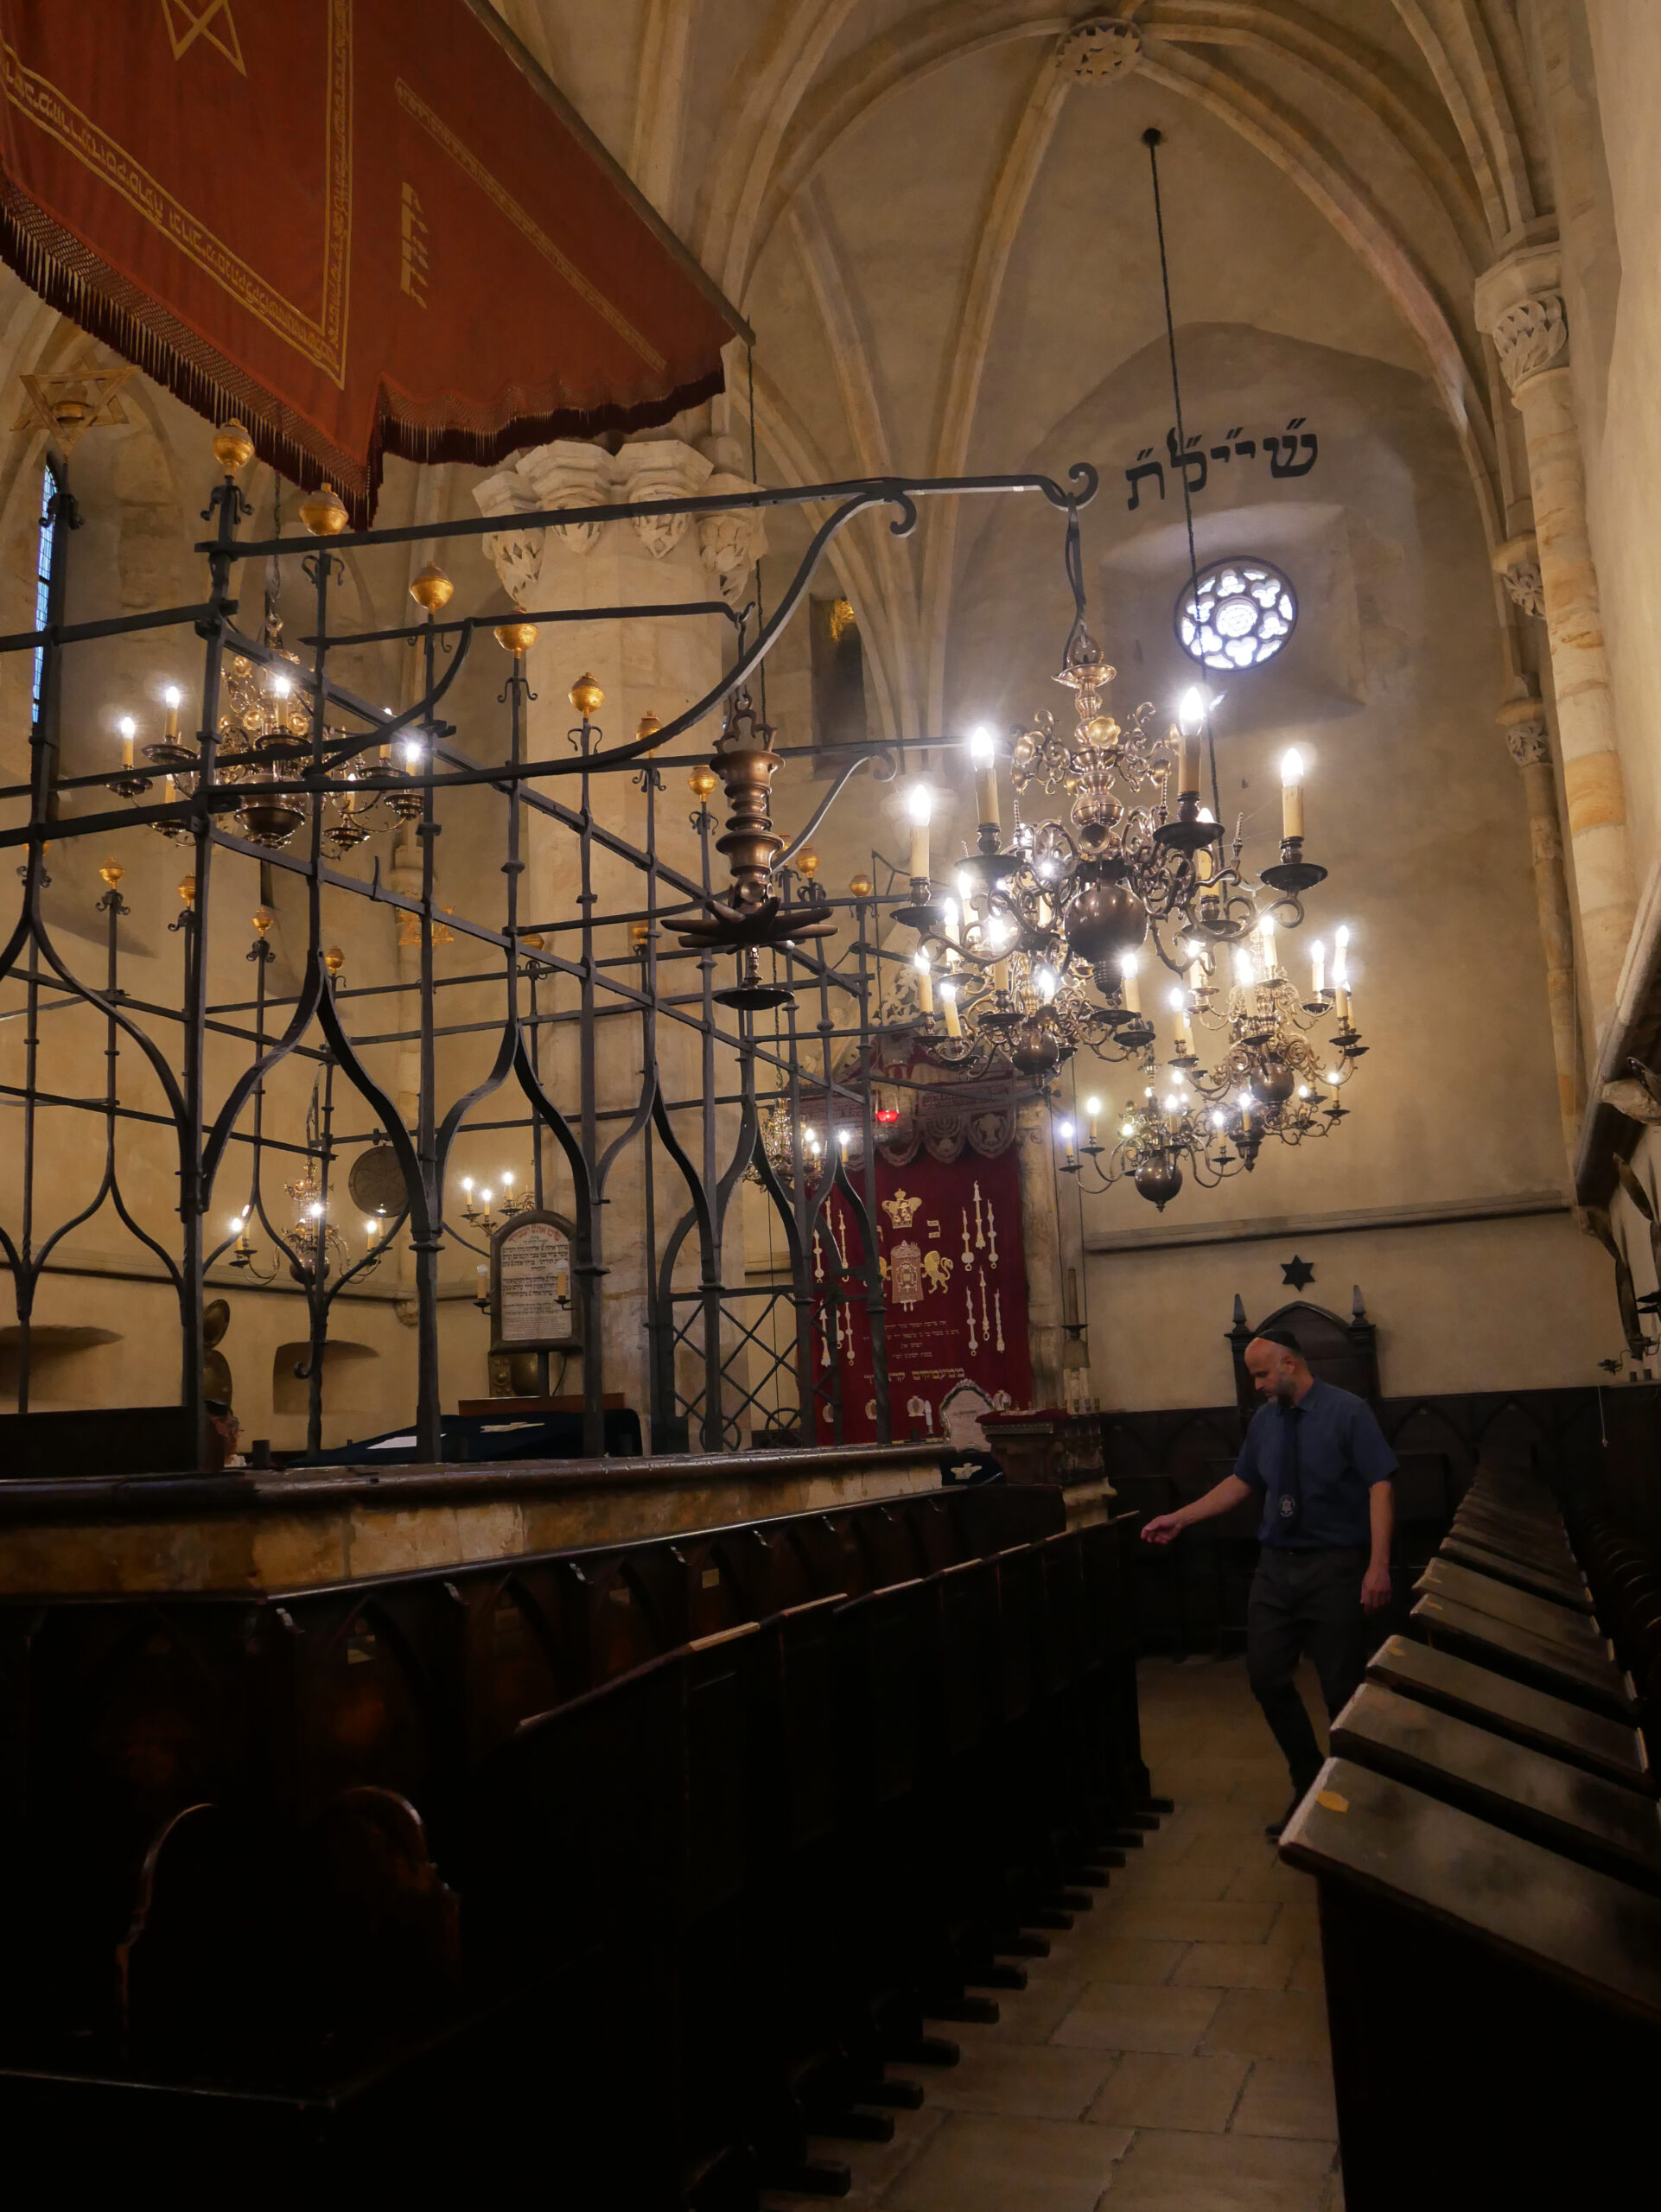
[497,0,1552,760]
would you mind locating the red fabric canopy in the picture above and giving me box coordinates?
[0,0,744,517]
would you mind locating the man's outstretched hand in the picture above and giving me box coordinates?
[1361,1561,1393,1612]
[1141,1512,1187,1545]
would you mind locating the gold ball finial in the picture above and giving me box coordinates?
[629,920,650,950]
[519,931,544,952]
[410,562,454,612]
[689,765,718,799]
[493,620,538,656]
[323,945,345,976]
[251,906,274,938]
[796,849,819,880]
[212,420,255,474]
[570,672,604,720]
[99,858,124,889]
[635,710,663,753]
[177,874,197,908]
[850,873,874,899]
[299,481,350,537]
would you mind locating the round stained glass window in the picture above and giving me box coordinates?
[1176,558,1297,671]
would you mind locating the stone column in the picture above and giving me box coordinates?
[1476,245,1635,1041]
[1498,696,1581,1167]
[1015,1101,1066,1408]
[476,432,767,1437]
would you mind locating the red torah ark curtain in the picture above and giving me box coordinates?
[0,1,742,516]
[811,1145,1034,1448]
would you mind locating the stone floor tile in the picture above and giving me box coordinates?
[1286,1945,1325,1994]
[1200,1989,1332,2063]
[1098,1898,1280,1945]
[795,2103,946,2200]
[1223,1859,1311,1904]
[1086,2050,1251,2133]
[1269,1900,1321,1945]
[1173,1941,1296,1992]
[1100,2126,1337,2209]
[945,1975,1088,2046]
[1050,1980,1222,2055]
[1117,1861,1237,1904]
[1060,1936,1186,1986]
[1230,2058,1340,2140]
[928,2040,1116,2120]
[1171,1833,1258,1872]
[883,2112,1132,2212]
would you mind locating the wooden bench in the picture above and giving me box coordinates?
[1408,1591,1637,1721]
[1280,1758,1661,2208]
[1413,1557,1610,1656]
[1365,1632,1653,1796]
[1330,1680,1661,1893]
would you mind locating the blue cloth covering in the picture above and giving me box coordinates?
[1231,1378,1397,1548]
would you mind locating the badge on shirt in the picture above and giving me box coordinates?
[1279,1494,1297,1519]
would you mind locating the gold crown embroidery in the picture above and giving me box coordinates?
[881,1188,921,1229]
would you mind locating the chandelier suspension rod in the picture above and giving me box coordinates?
[1142,124,1221,828]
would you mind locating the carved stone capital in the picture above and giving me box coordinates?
[518,439,614,555]
[697,473,768,607]
[1490,294,1568,393]
[615,439,713,558]
[1492,531,1544,618]
[477,437,764,598]
[1497,693,1550,768]
[1508,725,1551,766]
[473,466,544,607]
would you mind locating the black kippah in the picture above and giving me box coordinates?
[1251,1326,1302,1356]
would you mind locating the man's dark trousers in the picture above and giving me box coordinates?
[1246,1546,1372,1795]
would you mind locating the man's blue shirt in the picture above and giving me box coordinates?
[1232,1377,1397,1549]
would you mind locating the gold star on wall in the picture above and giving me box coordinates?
[13,353,137,456]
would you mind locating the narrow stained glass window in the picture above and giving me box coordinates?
[30,461,60,730]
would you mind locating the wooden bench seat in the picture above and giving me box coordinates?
[1365,1633,1654,1795]
[1409,1591,1636,1720]
[1330,1681,1661,1893]
[1279,1757,1661,2209]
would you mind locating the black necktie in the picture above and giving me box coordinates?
[1277,1404,1303,1532]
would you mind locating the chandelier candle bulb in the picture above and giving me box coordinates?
[1169,987,1193,1053]
[1119,952,1141,1015]
[1311,939,1326,997]
[1333,925,1352,1021]
[1058,1119,1078,1167]
[970,727,1001,832]
[1176,687,1206,797]
[118,715,136,770]
[162,685,182,742]
[1194,806,1216,882]
[907,785,932,880]
[941,982,962,1039]
[1085,1095,1102,1141]
[913,950,934,1015]
[941,897,959,948]
[1280,749,1305,840]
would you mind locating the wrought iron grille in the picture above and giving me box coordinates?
[0,449,1090,1463]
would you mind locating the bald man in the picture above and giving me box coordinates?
[1141,1327,1397,1837]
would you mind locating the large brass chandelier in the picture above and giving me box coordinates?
[891,619,1365,1205]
